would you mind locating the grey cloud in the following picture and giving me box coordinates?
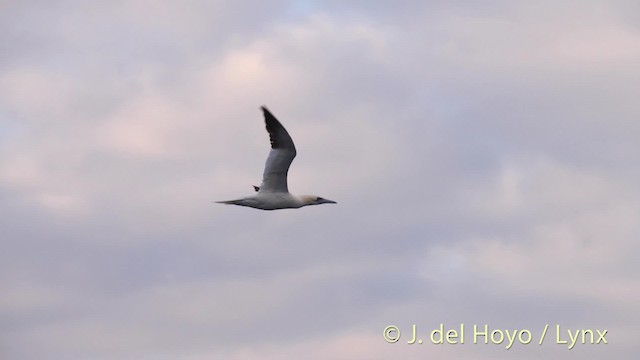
[1,1,639,359]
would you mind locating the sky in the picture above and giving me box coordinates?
[1,0,639,359]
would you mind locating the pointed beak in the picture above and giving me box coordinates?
[321,199,337,204]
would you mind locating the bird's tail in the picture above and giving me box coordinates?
[215,200,243,205]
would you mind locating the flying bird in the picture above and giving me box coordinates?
[216,106,337,210]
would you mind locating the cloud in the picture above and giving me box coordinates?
[1,1,639,359]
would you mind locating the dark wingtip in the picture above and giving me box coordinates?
[262,105,278,134]
[261,106,276,121]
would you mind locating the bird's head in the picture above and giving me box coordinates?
[299,195,337,207]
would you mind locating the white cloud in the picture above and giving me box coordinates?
[1,1,639,359]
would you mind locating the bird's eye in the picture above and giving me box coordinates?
[317,197,323,201]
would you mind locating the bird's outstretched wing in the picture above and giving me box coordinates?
[259,106,297,193]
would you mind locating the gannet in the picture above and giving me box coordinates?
[216,106,337,210]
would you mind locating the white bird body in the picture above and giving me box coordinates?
[217,193,327,210]
[216,106,336,210]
